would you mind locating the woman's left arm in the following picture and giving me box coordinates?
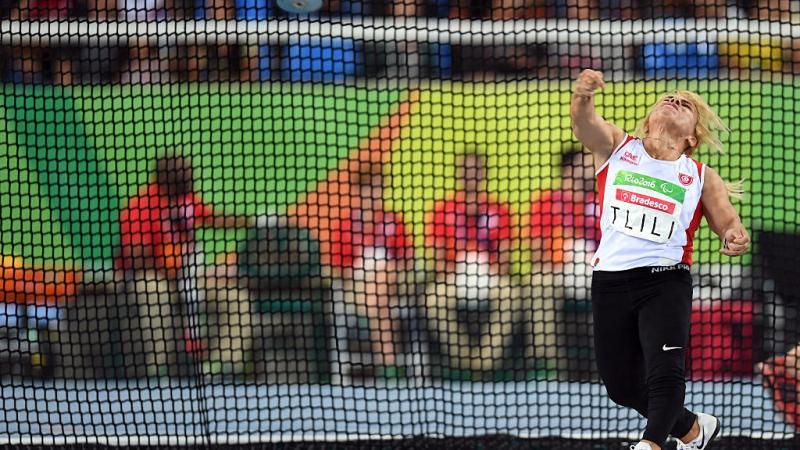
[701,166,750,257]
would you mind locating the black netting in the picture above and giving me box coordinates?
[0,1,798,449]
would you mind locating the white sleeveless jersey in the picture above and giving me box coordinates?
[592,135,705,271]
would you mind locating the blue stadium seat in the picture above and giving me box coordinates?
[234,0,276,20]
[194,0,205,19]
[641,42,719,79]
[427,0,453,77]
[431,0,449,17]
[229,0,275,80]
[282,37,361,83]
[338,0,365,15]
[428,43,453,78]
[256,45,271,81]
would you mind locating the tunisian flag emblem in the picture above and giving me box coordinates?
[679,173,694,186]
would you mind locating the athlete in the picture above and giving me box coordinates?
[571,69,750,450]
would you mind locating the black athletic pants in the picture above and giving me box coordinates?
[592,264,697,446]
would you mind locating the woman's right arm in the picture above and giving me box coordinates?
[570,70,626,166]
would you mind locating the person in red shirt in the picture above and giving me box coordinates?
[424,152,513,275]
[529,148,600,265]
[116,155,251,276]
[326,164,414,370]
[423,152,521,372]
[115,155,252,377]
[759,346,800,428]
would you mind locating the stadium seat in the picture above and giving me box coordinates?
[427,0,453,77]
[234,0,276,20]
[427,43,453,78]
[338,0,366,15]
[719,38,785,73]
[232,0,275,80]
[281,37,361,83]
[641,42,719,78]
[238,220,332,383]
[431,0,449,17]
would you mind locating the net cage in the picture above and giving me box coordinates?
[0,0,799,449]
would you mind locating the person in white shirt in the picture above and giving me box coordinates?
[571,69,749,450]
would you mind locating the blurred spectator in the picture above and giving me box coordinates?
[758,347,800,427]
[115,154,253,376]
[640,0,693,18]
[9,0,78,84]
[693,0,748,18]
[0,255,82,377]
[422,255,530,373]
[449,0,545,19]
[1,0,16,15]
[719,0,799,76]
[83,0,113,17]
[382,1,422,79]
[388,0,419,16]
[547,0,606,78]
[447,0,548,78]
[552,0,599,18]
[755,0,798,22]
[596,0,639,19]
[202,251,255,376]
[448,0,487,18]
[176,0,237,83]
[527,147,599,380]
[76,0,125,84]
[756,0,799,74]
[117,0,170,83]
[424,151,514,276]
[528,147,599,265]
[760,345,800,386]
[327,163,415,370]
[193,0,237,82]
[422,152,528,374]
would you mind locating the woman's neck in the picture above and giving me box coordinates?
[643,133,684,161]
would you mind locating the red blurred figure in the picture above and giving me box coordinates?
[424,152,513,276]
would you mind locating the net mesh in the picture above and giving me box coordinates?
[0,0,798,448]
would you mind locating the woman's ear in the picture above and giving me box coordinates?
[686,135,698,152]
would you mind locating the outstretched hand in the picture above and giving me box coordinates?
[720,225,750,256]
[574,69,606,99]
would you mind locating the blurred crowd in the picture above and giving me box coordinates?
[0,0,798,84]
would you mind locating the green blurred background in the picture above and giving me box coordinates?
[0,80,795,270]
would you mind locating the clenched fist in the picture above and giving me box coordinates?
[720,225,750,257]
[574,69,606,99]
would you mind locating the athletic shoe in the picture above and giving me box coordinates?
[630,443,654,450]
[676,412,721,449]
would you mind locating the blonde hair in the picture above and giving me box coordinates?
[635,90,744,200]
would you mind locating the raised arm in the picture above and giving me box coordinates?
[701,166,750,257]
[570,70,626,167]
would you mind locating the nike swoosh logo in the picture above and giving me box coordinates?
[662,345,682,351]
[700,424,705,446]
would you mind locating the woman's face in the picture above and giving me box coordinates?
[459,154,485,193]
[648,94,699,140]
